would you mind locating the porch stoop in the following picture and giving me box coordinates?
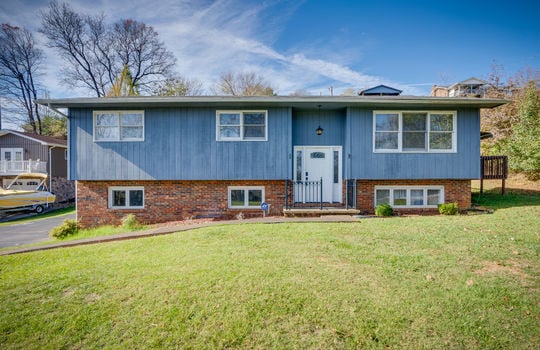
[283,208,360,217]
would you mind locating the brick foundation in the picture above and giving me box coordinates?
[356,179,471,215]
[76,178,471,227]
[76,180,286,228]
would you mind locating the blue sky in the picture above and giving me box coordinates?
[1,0,539,98]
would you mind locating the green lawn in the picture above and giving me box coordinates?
[1,195,539,349]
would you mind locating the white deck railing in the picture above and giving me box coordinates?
[0,160,48,174]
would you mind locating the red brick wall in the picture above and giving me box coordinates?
[76,180,286,228]
[76,178,472,227]
[356,179,471,215]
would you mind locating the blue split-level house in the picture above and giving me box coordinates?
[37,95,505,227]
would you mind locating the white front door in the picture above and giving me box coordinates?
[294,146,342,203]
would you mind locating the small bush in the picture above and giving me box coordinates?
[438,202,459,215]
[375,204,394,217]
[49,219,80,239]
[121,214,140,230]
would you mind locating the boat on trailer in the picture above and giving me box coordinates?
[0,173,56,214]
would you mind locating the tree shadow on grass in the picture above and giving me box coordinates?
[472,187,540,210]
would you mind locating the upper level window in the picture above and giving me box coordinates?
[216,111,267,141]
[94,111,144,142]
[374,111,456,153]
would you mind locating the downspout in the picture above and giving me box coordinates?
[49,145,57,191]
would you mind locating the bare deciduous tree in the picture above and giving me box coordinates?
[0,24,43,133]
[215,71,275,96]
[112,19,176,92]
[40,1,176,97]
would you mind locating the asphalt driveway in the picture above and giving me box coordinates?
[0,212,76,248]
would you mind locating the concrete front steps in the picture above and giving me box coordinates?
[283,208,360,217]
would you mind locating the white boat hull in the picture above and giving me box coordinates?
[0,190,56,209]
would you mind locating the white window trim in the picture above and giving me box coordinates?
[216,110,268,141]
[228,186,265,209]
[373,111,457,153]
[108,186,145,209]
[93,110,145,142]
[374,186,445,208]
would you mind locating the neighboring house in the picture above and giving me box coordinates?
[37,95,506,227]
[431,77,489,97]
[358,85,402,96]
[0,130,74,203]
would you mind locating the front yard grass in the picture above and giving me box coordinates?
[1,196,539,349]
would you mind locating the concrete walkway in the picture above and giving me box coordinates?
[0,215,362,256]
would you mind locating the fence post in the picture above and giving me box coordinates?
[502,156,507,195]
[480,156,484,194]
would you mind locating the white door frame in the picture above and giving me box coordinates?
[293,146,342,203]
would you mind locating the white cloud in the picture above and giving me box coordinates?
[0,0,426,97]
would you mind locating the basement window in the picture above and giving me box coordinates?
[374,186,444,208]
[108,186,144,209]
[228,186,264,209]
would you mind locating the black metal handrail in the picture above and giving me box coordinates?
[285,178,323,209]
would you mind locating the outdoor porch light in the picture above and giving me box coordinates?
[316,105,323,136]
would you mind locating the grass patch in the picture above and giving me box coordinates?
[471,183,540,210]
[473,190,540,209]
[1,204,539,349]
[0,207,75,227]
[56,224,147,242]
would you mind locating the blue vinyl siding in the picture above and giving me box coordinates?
[346,108,480,179]
[292,109,346,146]
[69,107,291,180]
[69,105,481,181]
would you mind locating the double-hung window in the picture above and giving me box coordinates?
[108,186,144,209]
[374,111,456,152]
[228,187,264,208]
[216,111,267,141]
[94,111,144,142]
[375,186,444,208]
